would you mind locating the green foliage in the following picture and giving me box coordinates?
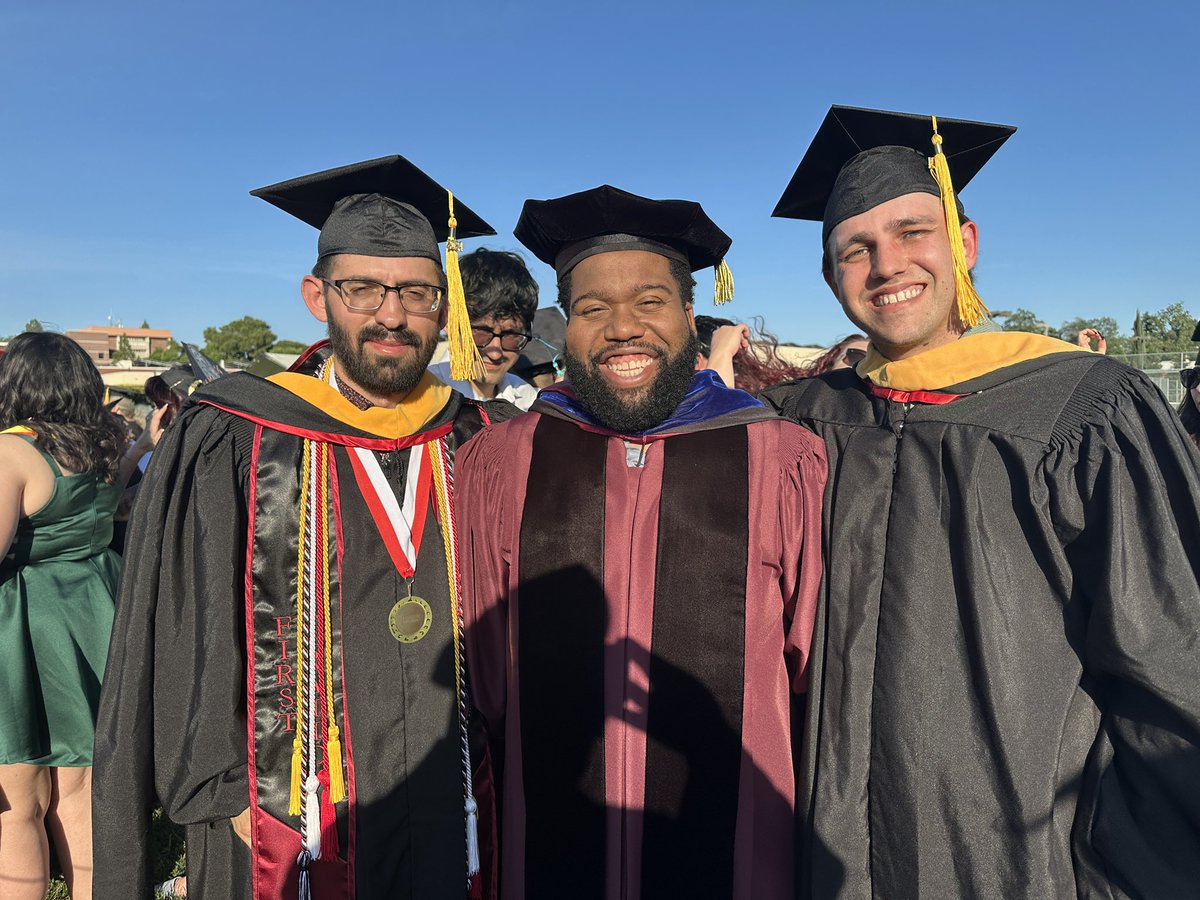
[149,339,188,364]
[270,339,310,354]
[203,316,277,364]
[1131,302,1196,354]
[111,334,137,363]
[998,308,1048,335]
[140,319,151,328]
[24,318,44,333]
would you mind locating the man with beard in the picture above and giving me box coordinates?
[763,107,1200,898]
[457,185,828,899]
[93,156,509,900]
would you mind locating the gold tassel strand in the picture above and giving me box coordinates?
[445,191,482,381]
[928,115,989,329]
[713,259,735,305]
[320,449,346,804]
[289,440,313,817]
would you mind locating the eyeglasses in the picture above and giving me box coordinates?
[842,347,867,367]
[1181,367,1200,390]
[321,278,444,313]
[471,325,531,352]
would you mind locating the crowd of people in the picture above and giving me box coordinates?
[2,105,1199,900]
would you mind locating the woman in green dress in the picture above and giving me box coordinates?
[0,332,158,899]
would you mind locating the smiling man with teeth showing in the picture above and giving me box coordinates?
[762,106,1200,898]
[92,156,510,900]
[456,185,828,899]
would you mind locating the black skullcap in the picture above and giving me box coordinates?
[251,155,495,262]
[514,185,731,279]
[772,106,1016,244]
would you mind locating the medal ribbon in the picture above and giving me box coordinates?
[345,444,433,579]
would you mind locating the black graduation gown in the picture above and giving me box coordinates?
[92,371,505,900]
[762,352,1200,899]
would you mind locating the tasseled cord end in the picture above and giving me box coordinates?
[465,796,480,878]
[326,725,346,804]
[297,850,313,900]
[445,191,483,382]
[927,115,989,330]
[713,259,735,305]
[288,737,303,816]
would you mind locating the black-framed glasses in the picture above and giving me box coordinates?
[471,325,530,352]
[842,347,867,367]
[1181,367,1200,390]
[321,278,444,313]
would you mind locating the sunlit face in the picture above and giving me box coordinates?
[471,314,526,390]
[563,250,699,433]
[824,192,977,361]
[300,254,446,404]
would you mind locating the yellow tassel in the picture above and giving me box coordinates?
[103,385,111,405]
[326,725,345,803]
[928,115,989,329]
[444,192,482,381]
[288,737,304,816]
[713,259,735,305]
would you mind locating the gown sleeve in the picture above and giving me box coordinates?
[776,423,828,694]
[92,405,255,899]
[1047,366,1200,897]
[457,425,513,743]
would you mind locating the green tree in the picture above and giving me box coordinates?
[148,339,187,364]
[111,334,137,363]
[997,308,1048,335]
[203,316,277,365]
[140,319,151,329]
[1136,302,1195,354]
[24,318,44,333]
[1058,316,1128,354]
[270,339,309,355]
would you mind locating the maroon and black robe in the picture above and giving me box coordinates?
[458,381,827,900]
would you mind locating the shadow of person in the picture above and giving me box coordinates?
[467,566,846,899]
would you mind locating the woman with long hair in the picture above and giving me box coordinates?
[696,316,811,392]
[802,333,869,377]
[0,332,149,899]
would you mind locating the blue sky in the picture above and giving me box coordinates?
[3,0,1197,347]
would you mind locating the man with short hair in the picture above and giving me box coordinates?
[459,185,827,899]
[93,156,505,900]
[764,106,1200,898]
[430,247,539,409]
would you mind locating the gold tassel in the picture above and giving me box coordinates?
[444,192,482,381]
[714,259,735,305]
[928,115,989,329]
[103,385,111,405]
[288,737,304,816]
[326,725,345,803]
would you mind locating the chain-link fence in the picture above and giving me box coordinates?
[1110,352,1193,406]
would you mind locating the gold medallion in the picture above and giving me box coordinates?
[389,596,433,643]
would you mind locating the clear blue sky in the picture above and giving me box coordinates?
[3,0,1196,347]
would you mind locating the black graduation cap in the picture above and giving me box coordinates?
[514,185,735,303]
[250,155,495,262]
[772,105,1016,243]
[1191,320,1200,343]
[513,306,567,374]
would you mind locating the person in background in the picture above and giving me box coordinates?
[0,332,144,900]
[1075,328,1107,353]
[430,247,540,409]
[510,306,567,389]
[1179,320,1200,450]
[696,315,810,391]
[802,332,869,376]
[764,105,1200,898]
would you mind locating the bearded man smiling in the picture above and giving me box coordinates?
[457,185,828,900]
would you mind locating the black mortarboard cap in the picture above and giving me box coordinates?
[251,155,495,262]
[773,105,1016,243]
[1192,320,1200,343]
